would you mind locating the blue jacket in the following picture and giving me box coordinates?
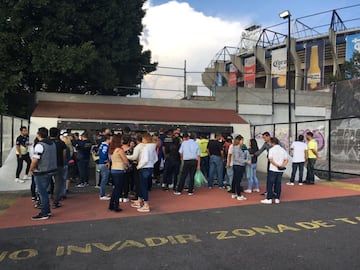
[98,142,109,164]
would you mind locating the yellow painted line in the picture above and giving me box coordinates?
[320,181,360,191]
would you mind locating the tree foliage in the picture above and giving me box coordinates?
[0,0,157,115]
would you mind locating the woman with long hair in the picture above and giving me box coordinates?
[244,139,260,193]
[108,134,129,212]
[61,135,74,195]
[229,135,250,201]
[120,135,132,203]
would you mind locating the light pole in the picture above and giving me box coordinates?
[279,10,292,149]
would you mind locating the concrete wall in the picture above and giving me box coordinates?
[30,116,59,138]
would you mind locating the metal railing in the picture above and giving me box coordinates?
[0,115,29,167]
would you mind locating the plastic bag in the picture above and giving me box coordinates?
[194,171,205,187]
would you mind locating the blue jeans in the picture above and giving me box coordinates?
[248,163,259,190]
[109,170,125,210]
[139,168,153,202]
[34,173,52,215]
[99,164,110,197]
[267,171,283,199]
[208,155,224,187]
[232,165,245,196]
[290,162,304,183]
[306,159,316,183]
[225,166,233,185]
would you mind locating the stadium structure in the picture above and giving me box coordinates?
[197,6,360,125]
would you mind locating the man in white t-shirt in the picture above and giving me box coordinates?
[261,137,288,205]
[287,135,308,186]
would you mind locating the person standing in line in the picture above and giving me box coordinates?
[223,136,233,189]
[127,134,145,201]
[61,135,74,196]
[305,132,318,185]
[229,135,249,201]
[15,126,32,183]
[207,133,225,189]
[254,132,272,195]
[261,137,288,205]
[197,133,209,180]
[120,135,133,202]
[225,136,234,192]
[174,133,200,196]
[131,133,158,213]
[162,130,181,191]
[75,132,92,187]
[244,139,260,193]
[108,134,128,212]
[29,127,58,220]
[98,135,111,200]
[49,127,67,209]
[287,135,308,186]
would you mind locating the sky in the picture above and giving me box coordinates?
[140,0,360,98]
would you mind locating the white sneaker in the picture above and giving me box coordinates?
[275,199,280,204]
[15,178,25,183]
[94,185,100,189]
[23,175,32,180]
[122,198,130,203]
[237,195,247,201]
[286,182,295,186]
[253,189,260,192]
[100,196,110,200]
[261,199,272,204]
[231,194,237,199]
[168,184,174,189]
[161,183,166,188]
[173,192,181,195]
[119,198,123,202]
[298,183,303,186]
[244,189,252,194]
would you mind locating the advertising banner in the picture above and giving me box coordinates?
[244,56,256,88]
[346,33,360,61]
[228,63,238,87]
[216,72,223,87]
[304,40,324,90]
[345,33,360,79]
[271,48,287,89]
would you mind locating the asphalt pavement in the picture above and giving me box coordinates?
[0,195,359,270]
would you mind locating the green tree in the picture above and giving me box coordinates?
[0,0,157,116]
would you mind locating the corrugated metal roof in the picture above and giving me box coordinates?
[32,101,247,124]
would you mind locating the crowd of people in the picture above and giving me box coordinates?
[14,126,319,221]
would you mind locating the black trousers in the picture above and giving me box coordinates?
[16,153,31,178]
[177,160,197,193]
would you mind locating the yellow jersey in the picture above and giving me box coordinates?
[198,138,209,157]
[307,139,318,159]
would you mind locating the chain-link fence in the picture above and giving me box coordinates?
[0,115,29,167]
[251,116,360,180]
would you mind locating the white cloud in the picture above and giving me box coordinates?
[140,0,247,98]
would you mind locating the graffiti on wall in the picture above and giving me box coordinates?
[330,119,360,162]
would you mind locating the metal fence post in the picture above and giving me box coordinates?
[0,115,3,167]
[11,116,14,148]
[328,119,332,181]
